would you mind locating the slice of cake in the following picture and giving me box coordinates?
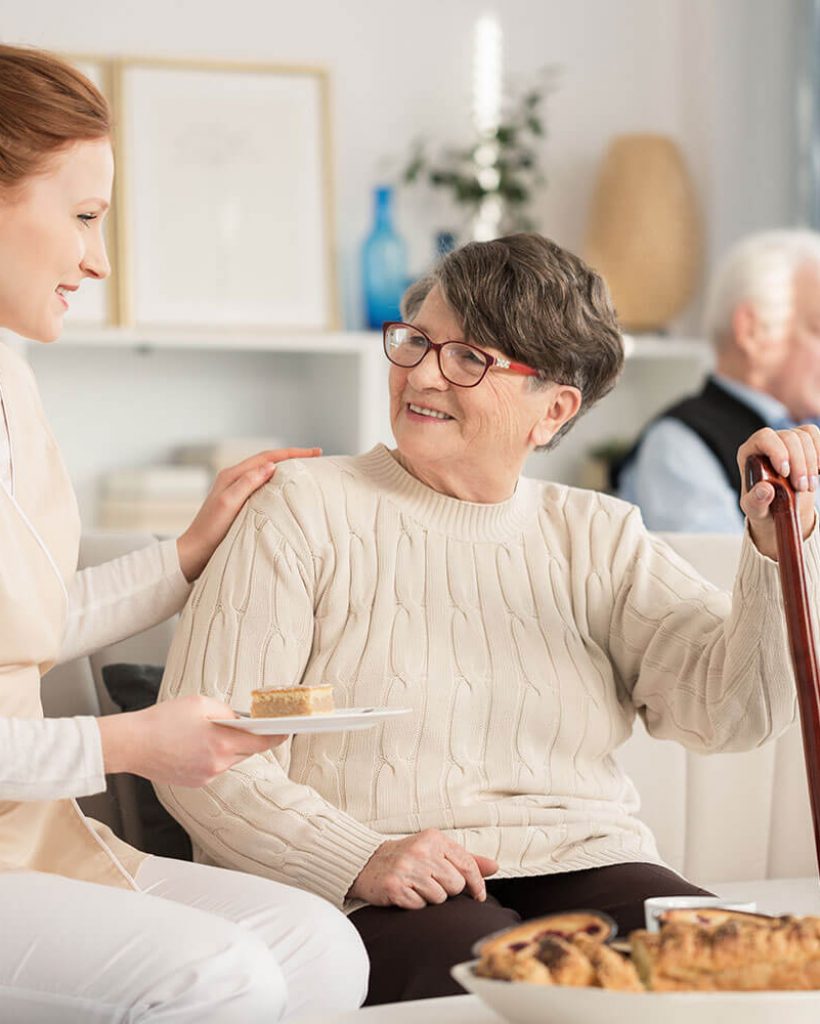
[250,685,335,718]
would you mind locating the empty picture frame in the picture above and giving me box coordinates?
[116,58,337,330]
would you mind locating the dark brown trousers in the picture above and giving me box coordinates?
[350,861,713,1005]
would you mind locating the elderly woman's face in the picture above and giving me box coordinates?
[389,286,573,491]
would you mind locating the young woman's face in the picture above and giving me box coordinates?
[0,138,113,342]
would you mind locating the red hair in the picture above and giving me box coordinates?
[0,44,111,188]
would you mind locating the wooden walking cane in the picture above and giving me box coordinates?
[745,454,820,877]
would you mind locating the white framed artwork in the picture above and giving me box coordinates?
[115,58,337,330]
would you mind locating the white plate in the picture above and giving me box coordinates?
[212,707,412,734]
[451,960,820,1024]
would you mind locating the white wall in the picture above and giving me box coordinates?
[0,0,805,517]
[0,0,802,323]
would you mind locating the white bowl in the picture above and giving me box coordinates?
[451,960,820,1024]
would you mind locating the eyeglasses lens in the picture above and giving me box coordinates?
[384,326,488,386]
[441,343,489,385]
[385,325,427,366]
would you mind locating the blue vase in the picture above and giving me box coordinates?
[435,230,456,259]
[362,186,407,328]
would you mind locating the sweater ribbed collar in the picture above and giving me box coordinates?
[354,444,539,542]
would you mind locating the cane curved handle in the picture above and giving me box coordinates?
[745,453,798,518]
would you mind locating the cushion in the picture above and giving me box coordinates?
[101,663,193,861]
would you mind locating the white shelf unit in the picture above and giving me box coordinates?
[11,327,713,526]
[623,334,712,361]
[16,326,393,527]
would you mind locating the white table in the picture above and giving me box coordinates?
[710,876,820,916]
[293,995,501,1023]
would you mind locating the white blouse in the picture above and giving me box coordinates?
[0,538,190,802]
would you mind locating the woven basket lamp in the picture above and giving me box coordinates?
[584,134,702,333]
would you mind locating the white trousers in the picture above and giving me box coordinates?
[0,856,368,1023]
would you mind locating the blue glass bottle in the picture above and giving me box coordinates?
[362,185,407,328]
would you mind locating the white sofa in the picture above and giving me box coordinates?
[41,530,820,910]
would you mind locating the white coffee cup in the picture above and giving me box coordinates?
[643,895,757,932]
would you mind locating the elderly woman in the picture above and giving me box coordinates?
[158,233,820,1004]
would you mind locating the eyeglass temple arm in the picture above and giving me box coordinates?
[494,355,540,376]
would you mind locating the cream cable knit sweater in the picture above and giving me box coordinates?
[157,445,816,910]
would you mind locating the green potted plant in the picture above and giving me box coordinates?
[402,68,558,241]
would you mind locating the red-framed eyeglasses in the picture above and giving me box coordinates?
[382,321,541,388]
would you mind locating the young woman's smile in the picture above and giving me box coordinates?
[0,138,112,342]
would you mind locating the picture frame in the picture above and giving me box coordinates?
[61,54,121,327]
[113,57,338,331]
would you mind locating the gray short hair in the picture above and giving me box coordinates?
[399,234,624,451]
[704,230,820,350]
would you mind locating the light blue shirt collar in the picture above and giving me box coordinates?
[712,374,792,428]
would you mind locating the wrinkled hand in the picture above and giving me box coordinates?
[176,447,322,581]
[98,695,285,787]
[348,828,499,910]
[737,426,820,559]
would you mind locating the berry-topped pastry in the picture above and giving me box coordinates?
[475,911,643,991]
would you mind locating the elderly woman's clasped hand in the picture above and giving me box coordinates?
[348,830,499,909]
[738,425,820,559]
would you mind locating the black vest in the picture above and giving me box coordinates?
[612,377,768,493]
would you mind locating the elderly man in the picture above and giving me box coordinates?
[617,230,820,531]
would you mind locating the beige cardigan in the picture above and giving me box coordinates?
[0,341,189,887]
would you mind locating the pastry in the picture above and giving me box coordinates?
[572,932,644,991]
[475,907,820,993]
[631,914,820,991]
[657,907,783,930]
[476,911,642,991]
[477,910,616,961]
[250,684,335,718]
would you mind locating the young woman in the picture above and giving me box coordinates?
[0,45,367,1022]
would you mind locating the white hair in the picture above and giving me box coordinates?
[704,229,820,350]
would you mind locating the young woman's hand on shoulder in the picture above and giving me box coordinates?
[176,446,321,582]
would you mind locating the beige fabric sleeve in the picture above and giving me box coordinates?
[156,502,384,908]
[59,539,191,664]
[609,507,819,752]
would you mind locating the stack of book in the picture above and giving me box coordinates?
[174,436,285,474]
[98,465,212,535]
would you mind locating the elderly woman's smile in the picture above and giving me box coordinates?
[405,402,455,422]
[388,284,581,503]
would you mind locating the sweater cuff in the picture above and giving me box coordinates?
[800,510,820,582]
[739,511,820,600]
[737,516,820,729]
[295,816,385,908]
[737,521,783,602]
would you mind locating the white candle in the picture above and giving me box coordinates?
[472,13,502,138]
